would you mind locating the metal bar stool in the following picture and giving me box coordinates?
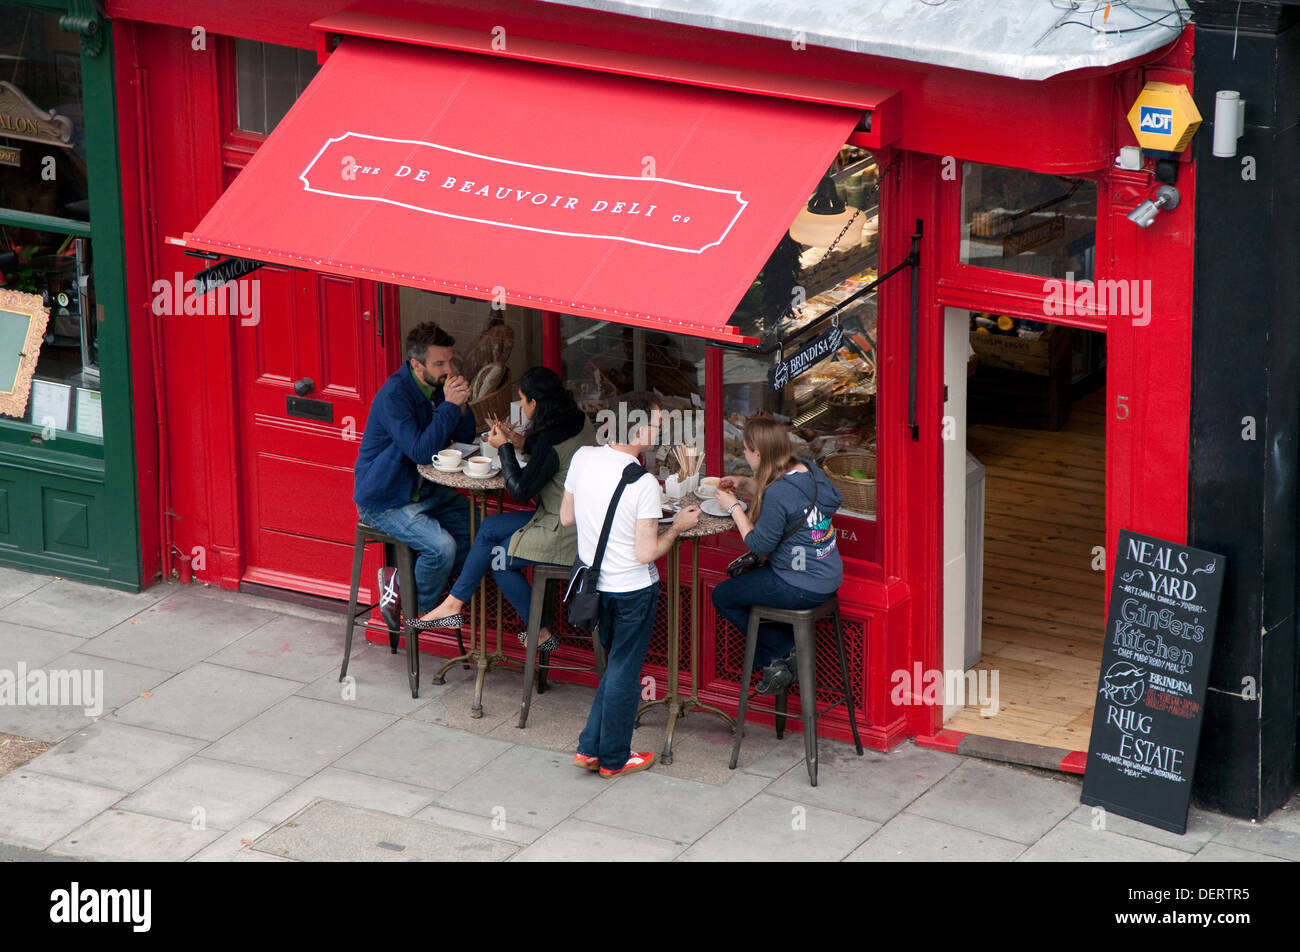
[728,595,864,786]
[339,520,465,699]
[518,564,607,728]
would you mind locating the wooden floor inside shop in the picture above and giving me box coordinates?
[945,387,1106,751]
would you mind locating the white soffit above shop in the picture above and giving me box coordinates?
[535,0,1191,81]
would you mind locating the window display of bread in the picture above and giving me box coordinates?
[461,323,514,382]
[470,361,506,402]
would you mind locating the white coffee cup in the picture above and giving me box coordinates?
[433,449,463,470]
[479,432,500,461]
[697,477,720,498]
[466,456,493,476]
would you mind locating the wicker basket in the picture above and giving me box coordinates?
[822,451,877,515]
[470,368,513,433]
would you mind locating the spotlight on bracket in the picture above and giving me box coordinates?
[1127,185,1181,229]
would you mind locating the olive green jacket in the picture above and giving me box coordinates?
[507,417,597,564]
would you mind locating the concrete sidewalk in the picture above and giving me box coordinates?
[0,567,1294,862]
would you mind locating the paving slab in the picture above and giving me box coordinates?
[296,641,461,716]
[1016,819,1193,862]
[679,792,878,862]
[487,679,594,753]
[1189,842,1289,862]
[1063,802,1224,854]
[109,662,299,741]
[411,801,547,845]
[49,808,221,862]
[254,766,440,825]
[207,612,359,682]
[511,817,685,861]
[187,582,343,626]
[189,820,292,862]
[577,769,768,843]
[0,652,171,743]
[0,578,165,637]
[845,812,1025,862]
[906,759,1081,845]
[335,718,512,791]
[437,744,607,829]
[117,757,302,830]
[1206,806,1300,861]
[766,740,964,823]
[0,770,123,850]
[405,662,530,735]
[252,799,518,862]
[201,696,396,777]
[632,709,793,785]
[27,720,205,793]
[77,591,277,672]
[0,623,84,668]
[0,566,52,609]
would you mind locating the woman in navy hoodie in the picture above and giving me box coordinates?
[712,417,843,693]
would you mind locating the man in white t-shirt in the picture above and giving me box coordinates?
[561,391,699,778]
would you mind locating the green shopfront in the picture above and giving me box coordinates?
[0,0,139,588]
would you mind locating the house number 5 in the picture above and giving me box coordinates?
[1115,395,1130,420]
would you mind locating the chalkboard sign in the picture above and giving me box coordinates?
[0,290,50,420]
[1080,530,1226,834]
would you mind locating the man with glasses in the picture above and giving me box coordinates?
[354,321,477,632]
[561,391,700,778]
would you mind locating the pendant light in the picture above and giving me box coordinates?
[789,175,863,248]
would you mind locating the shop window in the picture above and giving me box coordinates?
[235,40,320,135]
[0,5,89,220]
[561,318,706,475]
[722,147,880,519]
[0,227,100,439]
[960,164,1096,280]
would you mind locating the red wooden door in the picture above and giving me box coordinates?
[234,267,388,598]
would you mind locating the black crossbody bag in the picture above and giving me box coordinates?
[725,465,819,578]
[564,461,647,629]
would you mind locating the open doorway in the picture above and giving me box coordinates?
[942,307,1107,752]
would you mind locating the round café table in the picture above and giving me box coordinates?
[416,461,511,718]
[635,493,737,765]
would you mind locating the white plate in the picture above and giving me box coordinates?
[700,498,746,518]
[462,468,498,479]
[432,460,465,473]
[658,505,679,524]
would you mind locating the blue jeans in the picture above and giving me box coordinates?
[449,509,547,625]
[577,582,659,772]
[358,483,472,615]
[711,566,833,670]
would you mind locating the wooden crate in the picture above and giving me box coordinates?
[970,325,1069,376]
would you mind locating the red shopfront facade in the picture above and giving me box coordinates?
[108,0,1195,754]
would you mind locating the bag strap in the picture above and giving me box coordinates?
[772,461,820,549]
[589,461,647,576]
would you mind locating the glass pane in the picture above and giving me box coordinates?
[727,146,880,349]
[960,164,1097,280]
[722,145,879,516]
[561,318,705,475]
[0,226,100,439]
[235,39,320,135]
[0,4,89,221]
[235,38,265,134]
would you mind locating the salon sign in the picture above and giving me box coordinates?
[299,132,748,254]
[770,321,844,391]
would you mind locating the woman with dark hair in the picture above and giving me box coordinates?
[711,417,843,693]
[411,367,596,651]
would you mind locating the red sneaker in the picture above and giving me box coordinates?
[599,751,655,778]
[573,753,600,771]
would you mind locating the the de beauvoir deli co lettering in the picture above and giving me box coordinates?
[299,132,748,254]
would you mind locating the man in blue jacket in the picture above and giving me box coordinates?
[354,322,478,629]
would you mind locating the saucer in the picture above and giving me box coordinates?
[463,468,497,479]
[433,461,464,473]
[700,497,746,518]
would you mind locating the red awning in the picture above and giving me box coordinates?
[179,37,864,345]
